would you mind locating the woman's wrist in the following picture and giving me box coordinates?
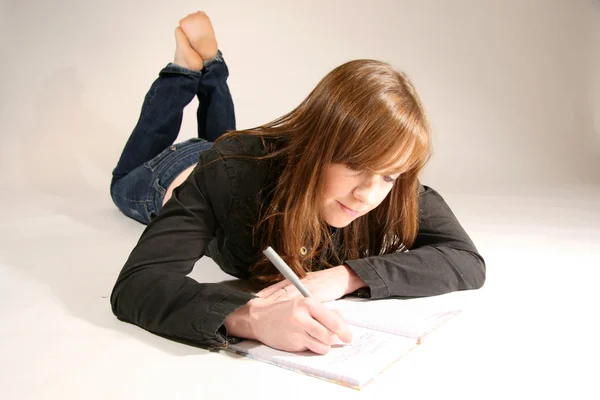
[343,264,367,294]
[223,297,264,340]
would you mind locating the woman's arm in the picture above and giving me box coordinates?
[344,185,486,298]
[110,153,255,349]
[256,264,365,303]
[111,143,352,353]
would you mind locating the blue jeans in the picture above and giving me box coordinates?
[110,51,235,224]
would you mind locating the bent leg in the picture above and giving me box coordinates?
[111,64,202,186]
[196,51,236,141]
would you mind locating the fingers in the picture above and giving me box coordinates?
[303,333,333,355]
[256,279,290,298]
[301,304,351,354]
[306,299,353,344]
[304,318,340,346]
[274,285,302,301]
[268,287,290,302]
[259,283,303,303]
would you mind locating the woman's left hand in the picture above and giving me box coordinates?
[256,265,366,303]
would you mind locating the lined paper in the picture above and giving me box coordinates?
[228,325,417,388]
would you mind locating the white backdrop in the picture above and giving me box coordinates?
[1,0,598,193]
[0,1,599,399]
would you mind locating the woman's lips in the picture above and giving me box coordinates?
[338,201,359,217]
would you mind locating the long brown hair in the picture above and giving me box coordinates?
[216,59,431,288]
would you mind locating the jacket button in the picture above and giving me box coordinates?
[300,246,307,256]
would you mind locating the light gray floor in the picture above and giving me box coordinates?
[1,183,598,399]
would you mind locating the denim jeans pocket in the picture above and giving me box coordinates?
[143,138,207,171]
[144,145,177,171]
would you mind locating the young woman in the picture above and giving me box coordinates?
[110,11,486,355]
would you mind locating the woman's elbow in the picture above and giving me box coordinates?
[110,278,131,321]
[465,251,486,290]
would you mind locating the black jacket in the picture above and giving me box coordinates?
[110,135,486,348]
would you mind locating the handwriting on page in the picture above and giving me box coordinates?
[227,297,463,388]
[230,325,419,387]
[324,331,391,366]
[271,326,417,386]
[326,299,460,338]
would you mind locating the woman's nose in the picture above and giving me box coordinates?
[353,178,378,205]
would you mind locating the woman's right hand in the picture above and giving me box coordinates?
[225,297,352,355]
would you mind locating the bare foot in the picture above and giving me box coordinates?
[179,11,218,61]
[173,27,204,71]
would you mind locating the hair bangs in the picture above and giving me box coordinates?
[330,91,430,176]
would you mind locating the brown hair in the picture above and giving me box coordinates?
[217,59,431,288]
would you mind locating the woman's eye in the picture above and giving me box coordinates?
[383,175,397,183]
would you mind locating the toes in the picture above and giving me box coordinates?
[174,27,184,42]
[174,27,192,47]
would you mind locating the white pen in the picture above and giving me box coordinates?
[263,246,352,347]
[263,246,313,298]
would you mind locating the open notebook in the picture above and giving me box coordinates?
[223,298,460,390]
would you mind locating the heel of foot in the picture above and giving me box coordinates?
[174,27,204,71]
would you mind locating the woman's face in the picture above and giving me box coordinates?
[319,163,402,228]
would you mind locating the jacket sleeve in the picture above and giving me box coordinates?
[345,185,486,299]
[110,152,255,348]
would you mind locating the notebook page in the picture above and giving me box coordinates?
[226,325,417,389]
[325,298,460,339]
